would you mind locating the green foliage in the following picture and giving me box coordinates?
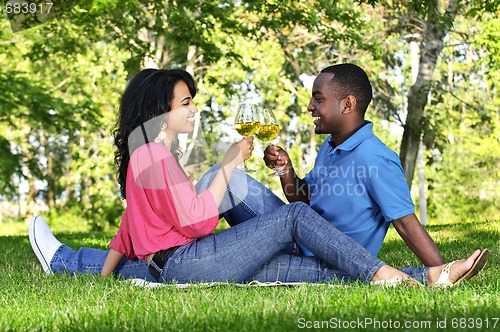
[0,135,21,195]
[473,15,500,72]
[41,206,93,234]
[0,0,499,229]
[419,12,500,224]
[465,0,500,18]
[0,14,129,228]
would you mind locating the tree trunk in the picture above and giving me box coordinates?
[78,134,91,211]
[399,0,458,188]
[410,36,428,225]
[65,142,74,203]
[40,131,55,215]
[24,169,36,223]
[20,136,36,223]
[417,140,428,225]
[139,15,170,69]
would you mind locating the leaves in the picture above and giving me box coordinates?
[0,0,499,226]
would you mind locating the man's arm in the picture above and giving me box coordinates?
[392,213,444,266]
[263,145,310,203]
[279,162,311,203]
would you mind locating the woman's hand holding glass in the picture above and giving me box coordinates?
[223,137,254,168]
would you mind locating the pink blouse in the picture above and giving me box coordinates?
[109,143,219,260]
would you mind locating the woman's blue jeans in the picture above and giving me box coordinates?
[50,163,429,284]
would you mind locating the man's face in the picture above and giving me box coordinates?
[307,73,343,135]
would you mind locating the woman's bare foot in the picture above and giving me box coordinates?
[428,249,489,286]
[371,265,419,286]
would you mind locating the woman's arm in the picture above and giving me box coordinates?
[207,137,253,207]
[136,138,253,239]
[101,249,124,276]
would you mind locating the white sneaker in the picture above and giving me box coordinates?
[28,216,62,274]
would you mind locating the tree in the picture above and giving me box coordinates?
[1,0,498,227]
[423,11,500,223]
[0,14,129,225]
[390,0,458,188]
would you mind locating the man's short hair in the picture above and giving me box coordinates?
[320,64,373,115]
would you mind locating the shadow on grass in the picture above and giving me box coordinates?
[379,220,499,285]
[382,220,499,255]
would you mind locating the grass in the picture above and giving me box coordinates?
[0,219,499,331]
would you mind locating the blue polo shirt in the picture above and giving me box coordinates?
[301,121,414,256]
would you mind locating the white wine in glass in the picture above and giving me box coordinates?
[234,122,261,137]
[234,103,259,172]
[256,108,288,177]
[255,123,280,141]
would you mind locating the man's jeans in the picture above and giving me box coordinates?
[158,202,385,283]
[50,164,429,284]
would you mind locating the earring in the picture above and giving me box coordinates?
[154,122,171,146]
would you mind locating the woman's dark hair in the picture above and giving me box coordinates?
[113,68,197,199]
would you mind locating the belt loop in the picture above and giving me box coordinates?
[150,259,163,275]
[148,246,181,282]
[149,258,163,281]
[149,260,163,274]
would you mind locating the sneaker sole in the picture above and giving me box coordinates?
[28,216,52,274]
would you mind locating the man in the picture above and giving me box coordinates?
[264,63,443,266]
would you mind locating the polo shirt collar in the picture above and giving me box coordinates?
[328,120,374,152]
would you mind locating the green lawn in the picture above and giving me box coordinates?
[0,219,499,331]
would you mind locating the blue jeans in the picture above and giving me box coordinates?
[158,202,382,283]
[51,163,289,282]
[51,245,155,280]
[50,164,429,284]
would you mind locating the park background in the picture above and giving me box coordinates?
[1,1,500,331]
[0,0,499,230]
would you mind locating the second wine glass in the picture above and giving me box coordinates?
[255,108,288,177]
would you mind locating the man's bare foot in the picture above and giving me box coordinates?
[428,249,489,286]
[371,265,419,286]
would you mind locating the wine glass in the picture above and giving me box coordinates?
[255,108,288,177]
[234,103,260,172]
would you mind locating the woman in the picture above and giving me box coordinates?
[30,69,489,286]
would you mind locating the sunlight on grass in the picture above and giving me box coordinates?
[1,216,233,237]
[0,220,29,236]
[384,220,500,248]
[0,217,94,237]
[2,219,499,331]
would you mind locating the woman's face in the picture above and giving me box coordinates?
[165,80,198,135]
